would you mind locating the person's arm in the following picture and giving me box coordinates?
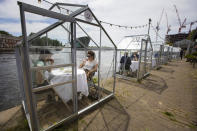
[90,64,98,73]
[87,64,98,77]
[45,59,54,72]
[46,58,54,64]
[79,60,86,68]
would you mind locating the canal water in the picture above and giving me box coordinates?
[0,53,21,111]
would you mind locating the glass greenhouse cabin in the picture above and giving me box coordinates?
[172,47,181,60]
[152,41,163,69]
[15,2,117,131]
[116,34,153,81]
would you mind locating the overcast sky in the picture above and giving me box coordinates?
[0,0,196,44]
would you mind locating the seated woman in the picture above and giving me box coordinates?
[131,52,139,61]
[79,50,98,80]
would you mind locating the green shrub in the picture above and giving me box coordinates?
[185,54,196,59]
[192,52,197,56]
[93,77,98,84]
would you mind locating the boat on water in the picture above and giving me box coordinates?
[75,36,90,48]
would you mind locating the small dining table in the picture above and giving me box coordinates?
[49,68,89,103]
[130,61,139,72]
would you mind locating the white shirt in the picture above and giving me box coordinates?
[83,60,97,71]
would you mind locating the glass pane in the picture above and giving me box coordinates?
[76,22,100,48]
[33,66,74,129]
[100,29,115,94]
[116,50,139,79]
[76,49,100,111]
[29,46,74,130]
[29,23,72,68]
[25,12,58,36]
[26,18,75,130]
[160,45,164,64]
[74,19,116,112]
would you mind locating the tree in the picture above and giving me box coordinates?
[30,36,62,46]
[187,29,197,41]
[0,30,12,36]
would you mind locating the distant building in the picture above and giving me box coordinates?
[165,33,189,45]
[0,34,21,48]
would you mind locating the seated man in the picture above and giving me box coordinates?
[34,49,54,87]
[79,50,98,80]
[32,49,55,103]
[120,52,131,75]
[154,52,159,58]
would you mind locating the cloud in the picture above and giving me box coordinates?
[87,0,197,42]
[0,22,21,34]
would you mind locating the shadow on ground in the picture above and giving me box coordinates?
[139,74,168,94]
[158,67,175,74]
[3,97,130,131]
[118,74,168,95]
[80,98,130,131]
[54,97,130,131]
[166,63,179,67]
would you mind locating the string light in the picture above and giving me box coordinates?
[42,0,148,30]
[100,20,148,30]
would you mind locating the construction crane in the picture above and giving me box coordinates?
[173,5,187,33]
[165,12,171,35]
[156,8,164,42]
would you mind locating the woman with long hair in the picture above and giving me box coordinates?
[79,50,98,80]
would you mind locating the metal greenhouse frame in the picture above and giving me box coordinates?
[15,2,117,131]
[116,34,153,81]
[152,41,163,69]
[172,47,181,60]
[168,46,173,61]
[162,45,170,64]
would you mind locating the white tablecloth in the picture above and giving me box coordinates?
[50,68,89,102]
[118,61,139,72]
[130,61,139,72]
[152,58,156,67]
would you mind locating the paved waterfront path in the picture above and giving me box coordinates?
[73,60,197,131]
